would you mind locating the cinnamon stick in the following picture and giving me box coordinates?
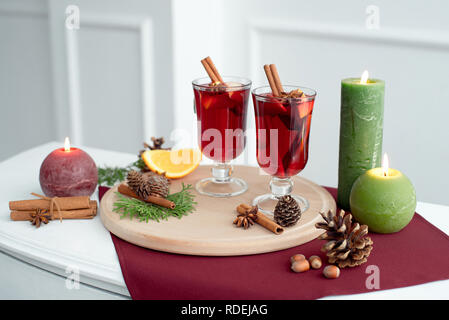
[269,64,284,94]
[201,58,219,83]
[201,56,224,84]
[263,64,280,97]
[205,56,224,83]
[10,208,97,221]
[118,184,175,209]
[9,196,91,211]
[238,204,284,235]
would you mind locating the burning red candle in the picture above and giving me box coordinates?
[39,137,98,197]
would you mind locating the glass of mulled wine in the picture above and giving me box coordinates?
[193,76,252,197]
[252,85,316,214]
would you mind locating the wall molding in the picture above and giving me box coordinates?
[248,17,449,84]
[249,19,449,51]
[248,17,449,106]
[64,14,155,145]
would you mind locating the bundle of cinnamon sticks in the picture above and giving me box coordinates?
[10,193,97,222]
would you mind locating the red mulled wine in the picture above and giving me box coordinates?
[194,82,250,162]
[253,90,315,178]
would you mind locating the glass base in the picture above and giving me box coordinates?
[252,193,310,216]
[196,177,248,197]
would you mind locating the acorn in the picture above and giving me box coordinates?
[309,255,322,269]
[291,260,310,273]
[290,254,306,264]
[323,265,340,279]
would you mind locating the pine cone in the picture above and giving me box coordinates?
[144,172,169,198]
[315,209,373,268]
[148,137,168,150]
[127,170,169,199]
[127,170,149,199]
[274,195,301,227]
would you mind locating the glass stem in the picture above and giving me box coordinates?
[212,162,233,183]
[270,177,293,198]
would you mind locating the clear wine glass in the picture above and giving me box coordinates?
[193,76,252,197]
[251,85,317,214]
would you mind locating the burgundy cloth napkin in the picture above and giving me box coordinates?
[99,186,449,300]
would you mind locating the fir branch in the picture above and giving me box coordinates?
[112,183,196,222]
[98,159,145,187]
[98,166,129,187]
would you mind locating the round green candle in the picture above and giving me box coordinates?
[349,167,416,233]
[337,74,385,210]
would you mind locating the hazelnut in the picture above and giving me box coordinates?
[309,255,322,269]
[323,265,340,279]
[291,260,310,273]
[290,254,306,264]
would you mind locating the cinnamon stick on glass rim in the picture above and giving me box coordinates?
[263,64,304,98]
[201,58,219,83]
[205,56,224,83]
[201,56,225,85]
[269,64,284,94]
[263,64,284,96]
[263,64,280,97]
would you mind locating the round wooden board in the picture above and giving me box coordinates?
[100,165,336,256]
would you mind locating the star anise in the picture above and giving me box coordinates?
[30,209,51,228]
[233,205,258,229]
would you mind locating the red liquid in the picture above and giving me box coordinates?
[194,86,249,162]
[253,93,314,178]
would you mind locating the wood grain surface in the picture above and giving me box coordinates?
[100,165,336,256]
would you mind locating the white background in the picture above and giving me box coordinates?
[1,0,448,205]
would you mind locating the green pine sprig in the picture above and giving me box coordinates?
[98,159,145,187]
[112,183,196,222]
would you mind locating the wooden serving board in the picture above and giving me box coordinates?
[100,165,336,256]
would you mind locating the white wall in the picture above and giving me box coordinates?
[0,0,54,160]
[47,0,174,154]
[0,0,448,205]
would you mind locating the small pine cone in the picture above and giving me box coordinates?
[127,170,151,199]
[274,195,301,227]
[128,170,170,199]
[144,172,169,198]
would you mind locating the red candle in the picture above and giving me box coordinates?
[39,137,97,197]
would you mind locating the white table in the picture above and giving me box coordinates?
[0,142,448,299]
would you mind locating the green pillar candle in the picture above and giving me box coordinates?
[349,167,416,233]
[337,73,385,210]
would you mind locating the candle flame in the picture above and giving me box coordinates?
[360,70,369,84]
[64,137,71,152]
[382,153,389,177]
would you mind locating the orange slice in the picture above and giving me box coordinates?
[141,149,202,179]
